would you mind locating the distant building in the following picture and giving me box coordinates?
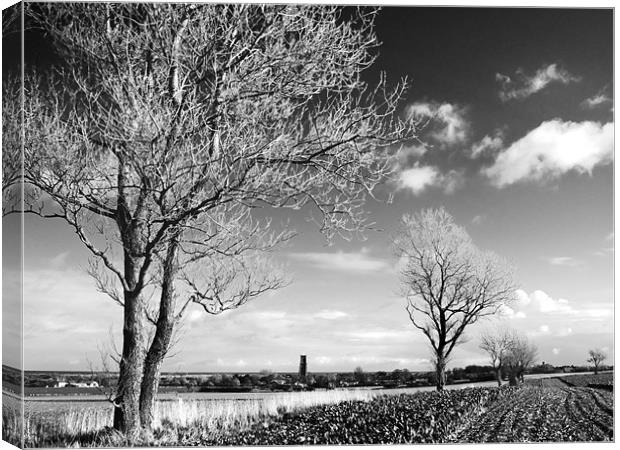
[299,355,307,381]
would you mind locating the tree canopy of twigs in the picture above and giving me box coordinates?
[587,348,607,375]
[394,208,516,391]
[479,326,514,386]
[8,4,417,442]
[480,327,536,386]
[503,331,537,385]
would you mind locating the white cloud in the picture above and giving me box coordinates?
[513,289,613,322]
[312,309,349,320]
[547,256,583,267]
[605,232,614,242]
[484,120,613,187]
[524,290,573,314]
[552,348,560,355]
[496,63,580,101]
[470,131,504,159]
[398,164,441,195]
[498,304,527,319]
[539,324,551,334]
[254,311,288,320]
[188,309,203,324]
[288,251,388,273]
[406,101,469,147]
[442,170,465,194]
[341,329,413,342]
[556,327,573,337]
[581,87,612,110]
[398,164,464,196]
[397,144,428,163]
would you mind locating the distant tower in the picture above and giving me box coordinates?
[299,355,307,381]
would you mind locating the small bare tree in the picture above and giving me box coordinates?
[13,4,417,442]
[587,349,607,375]
[504,332,537,386]
[394,208,516,391]
[479,327,514,386]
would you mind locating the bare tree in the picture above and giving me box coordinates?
[587,349,607,375]
[2,4,22,215]
[14,4,416,442]
[394,208,516,391]
[479,327,514,386]
[503,332,537,386]
[2,2,21,37]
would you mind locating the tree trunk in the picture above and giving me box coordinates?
[494,367,502,387]
[139,322,173,431]
[113,289,147,444]
[435,355,447,391]
[139,236,180,432]
[508,370,518,386]
[139,356,164,433]
[594,365,599,375]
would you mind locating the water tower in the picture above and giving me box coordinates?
[298,355,307,381]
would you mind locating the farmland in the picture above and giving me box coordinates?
[2,372,613,446]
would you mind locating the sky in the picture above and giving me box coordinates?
[2,5,614,373]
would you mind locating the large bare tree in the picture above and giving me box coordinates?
[2,3,22,214]
[11,3,416,442]
[394,208,516,391]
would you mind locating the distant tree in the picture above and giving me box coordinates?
[480,327,515,386]
[587,349,607,375]
[14,4,416,441]
[238,374,253,387]
[503,332,537,386]
[354,366,367,385]
[219,374,233,387]
[313,374,329,389]
[394,208,516,391]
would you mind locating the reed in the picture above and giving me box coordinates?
[3,388,380,447]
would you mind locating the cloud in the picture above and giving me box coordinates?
[442,170,465,194]
[342,329,413,342]
[513,289,613,323]
[288,250,388,273]
[396,144,428,163]
[188,310,203,324]
[556,327,573,337]
[581,87,612,110]
[312,309,349,320]
[470,130,505,159]
[515,289,573,314]
[547,256,583,267]
[552,348,560,355]
[496,63,580,101]
[605,232,614,242]
[398,164,464,196]
[498,304,526,319]
[471,215,485,225]
[50,251,70,269]
[483,120,613,187]
[398,164,440,195]
[406,101,470,147]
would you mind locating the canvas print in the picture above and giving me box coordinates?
[1,2,614,448]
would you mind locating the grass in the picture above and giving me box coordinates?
[3,389,379,447]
